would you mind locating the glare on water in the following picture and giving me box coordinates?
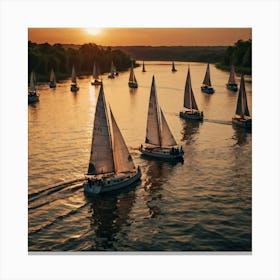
[28,61,251,251]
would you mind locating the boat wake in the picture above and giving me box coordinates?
[204,119,232,126]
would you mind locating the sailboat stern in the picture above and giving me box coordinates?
[179,110,204,121]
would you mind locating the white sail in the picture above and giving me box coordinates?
[30,71,36,92]
[129,64,137,83]
[160,108,177,146]
[92,63,98,79]
[184,67,198,110]
[228,65,236,84]
[87,85,115,175]
[202,63,212,86]
[110,61,115,76]
[71,65,77,84]
[110,108,135,173]
[145,76,161,146]
[235,74,250,117]
[172,61,176,71]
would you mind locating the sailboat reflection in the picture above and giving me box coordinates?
[181,120,201,142]
[86,186,137,250]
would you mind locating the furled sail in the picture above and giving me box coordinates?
[129,64,137,83]
[145,76,161,146]
[184,67,198,110]
[71,65,77,84]
[87,85,115,175]
[202,63,212,86]
[160,108,177,146]
[110,108,135,173]
[235,74,250,117]
[228,65,236,84]
[50,68,56,83]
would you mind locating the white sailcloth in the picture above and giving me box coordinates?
[129,64,137,83]
[160,108,177,146]
[30,71,36,91]
[202,63,211,86]
[87,85,115,175]
[228,65,236,84]
[235,75,250,117]
[145,76,161,146]
[71,65,77,84]
[50,68,56,83]
[93,63,100,79]
[110,108,135,173]
[184,67,198,110]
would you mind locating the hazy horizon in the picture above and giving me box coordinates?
[28,28,252,47]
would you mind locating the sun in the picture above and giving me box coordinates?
[85,28,102,36]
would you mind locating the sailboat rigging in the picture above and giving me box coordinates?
[28,71,39,104]
[226,65,238,92]
[232,74,251,129]
[128,62,138,88]
[49,68,56,88]
[70,65,79,92]
[201,63,215,94]
[180,66,204,121]
[139,76,184,161]
[83,84,141,194]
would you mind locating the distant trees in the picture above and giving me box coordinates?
[28,41,132,82]
[218,39,252,74]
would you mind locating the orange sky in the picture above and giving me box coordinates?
[28,28,251,46]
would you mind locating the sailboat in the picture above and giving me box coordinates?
[142,61,146,72]
[91,63,102,86]
[49,68,56,88]
[201,63,215,94]
[28,71,39,104]
[226,64,238,92]
[70,65,79,92]
[83,84,142,195]
[139,76,184,161]
[232,74,251,129]
[108,61,115,79]
[179,66,204,121]
[171,61,177,72]
[128,62,138,88]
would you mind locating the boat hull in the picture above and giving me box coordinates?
[226,83,238,92]
[201,86,214,94]
[70,84,79,92]
[91,80,102,86]
[128,82,138,88]
[28,94,39,104]
[232,116,252,129]
[83,169,142,195]
[108,74,115,79]
[49,82,56,88]
[140,146,184,161]
[179,111,203,121]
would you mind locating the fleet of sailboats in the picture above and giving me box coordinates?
[91,62,102,86]
[226,64,238,92]
[70,65,79,92]
[83,84,142,194]
[29,61,251,195]
[49,68,56,88]
[232,74,251,129]
[179,66,204,121]
[28,71,39,104]
[128,62,138,88]
[201,63,215,94]
[139,76,184,161]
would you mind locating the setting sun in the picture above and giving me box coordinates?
[85,28,102,36]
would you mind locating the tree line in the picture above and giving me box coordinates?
[28,41,133,82]
[216,39,252,75]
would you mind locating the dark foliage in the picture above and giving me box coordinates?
[28,41,132,82]
[217,39,252,75]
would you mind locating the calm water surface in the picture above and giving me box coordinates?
[28,62,252,251]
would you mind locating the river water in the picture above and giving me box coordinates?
[28,61,252,252]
